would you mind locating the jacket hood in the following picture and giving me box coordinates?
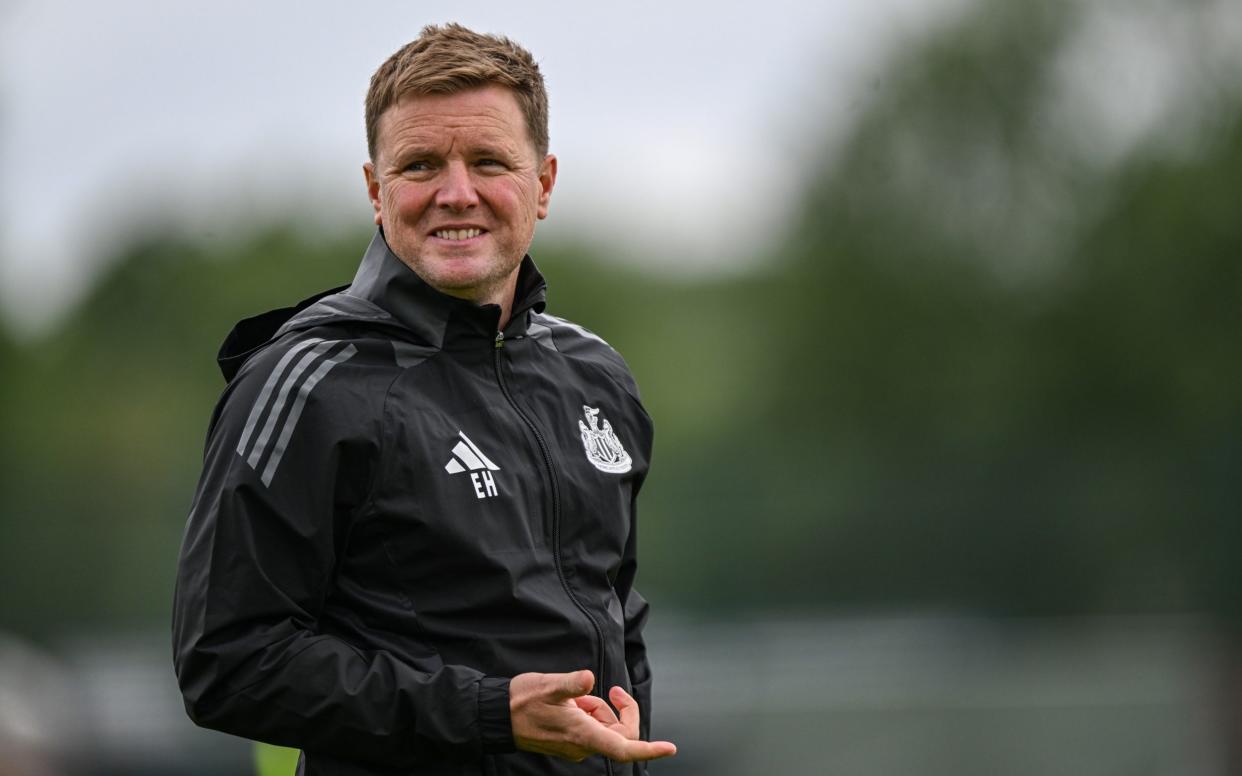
[217,229,548,381]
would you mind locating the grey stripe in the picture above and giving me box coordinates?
[535,313,609,347]
[392,341,433,368]
[236,337,325,457]
[260,344,357,486]
[247,339,339,469]
[526,321,556,352]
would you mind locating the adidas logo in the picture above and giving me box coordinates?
[444,431,501,499]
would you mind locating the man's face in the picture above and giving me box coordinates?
[363,84,556,305]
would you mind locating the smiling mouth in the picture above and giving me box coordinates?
[433,228,485,241]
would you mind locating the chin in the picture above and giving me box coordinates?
[420,267,494,296]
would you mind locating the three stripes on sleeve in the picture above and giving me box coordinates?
[235,338,357,487]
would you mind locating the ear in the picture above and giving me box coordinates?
[363,161,383,226]
[536,154,557,220]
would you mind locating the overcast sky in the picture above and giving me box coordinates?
[0,0,971,333]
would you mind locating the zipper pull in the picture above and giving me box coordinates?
[494,332,505,350]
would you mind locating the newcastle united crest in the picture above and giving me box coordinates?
[578,405,632,474]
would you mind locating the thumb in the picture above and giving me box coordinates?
[556,669,594,698]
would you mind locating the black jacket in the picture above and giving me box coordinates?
[172,231,655,776]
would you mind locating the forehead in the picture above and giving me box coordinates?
[375,84,533,158]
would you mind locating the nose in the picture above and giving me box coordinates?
[435,160,479,211]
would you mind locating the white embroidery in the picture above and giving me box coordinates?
[444,430,501,499]
[578,406,632,474]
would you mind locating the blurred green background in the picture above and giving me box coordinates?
[1,1,1240,774]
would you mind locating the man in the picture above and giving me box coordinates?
[172,23,675,776]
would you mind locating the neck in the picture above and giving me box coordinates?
[349,231,546,339]
[462,271,520,331]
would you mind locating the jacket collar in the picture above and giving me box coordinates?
[346,229,548,349]
[217,230,550,382]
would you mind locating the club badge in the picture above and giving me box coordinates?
[578,405,632,474]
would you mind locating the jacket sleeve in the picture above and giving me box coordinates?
[613,380,655,752]
[171,338,514,766]
[614,491,654,776]
[615,494,653,742]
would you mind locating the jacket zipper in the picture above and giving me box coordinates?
[493,332,613,774]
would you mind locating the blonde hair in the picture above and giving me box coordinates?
[365,23,549,160]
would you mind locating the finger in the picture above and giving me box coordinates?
[574,694,619,726]
[550,669,594,700]
[574,722,677,763]
[592,730,678,763]
[609,686,640,738]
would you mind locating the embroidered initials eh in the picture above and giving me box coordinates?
[444,431,501,499]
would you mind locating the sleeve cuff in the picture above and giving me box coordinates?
[478,676,515,754]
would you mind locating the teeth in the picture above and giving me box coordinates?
[435,228,481,241]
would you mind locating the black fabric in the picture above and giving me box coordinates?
[173,231,655,776]
[217,285,350,381]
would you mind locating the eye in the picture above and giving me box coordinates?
[477,158,506,169]
[404,159,433,173]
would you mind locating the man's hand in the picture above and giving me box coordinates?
[509,670,677,764]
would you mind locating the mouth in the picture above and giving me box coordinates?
[431,227,487,241]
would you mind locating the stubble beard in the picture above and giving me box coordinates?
[397,241,523,307]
